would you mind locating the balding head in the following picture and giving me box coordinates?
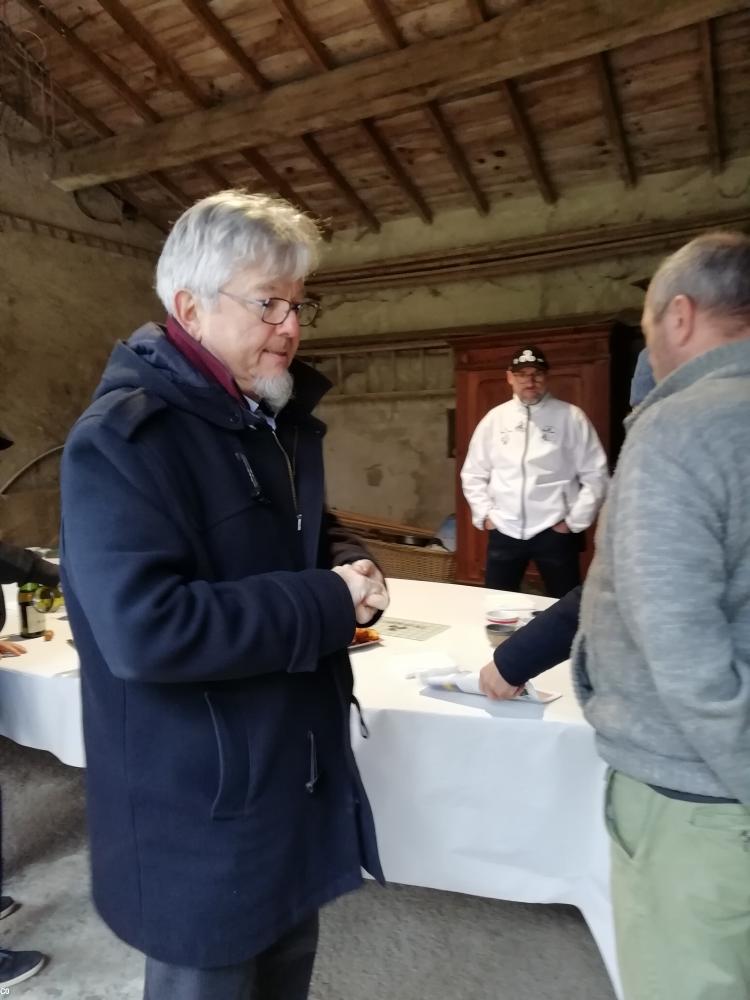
[643,231,750,380]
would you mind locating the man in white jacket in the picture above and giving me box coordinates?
[461,345,608,596]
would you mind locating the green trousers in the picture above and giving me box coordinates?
[605,770,750,1000]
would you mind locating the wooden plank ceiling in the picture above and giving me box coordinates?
[0,0,748,237]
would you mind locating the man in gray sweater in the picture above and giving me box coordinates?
[573,231,750,1000]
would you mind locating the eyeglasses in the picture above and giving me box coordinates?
[219,291,320,327]
[512,371,546,382]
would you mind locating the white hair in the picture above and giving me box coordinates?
[648,231,750,325]
[155,190,323,314]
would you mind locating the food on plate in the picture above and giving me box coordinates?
[350,626,380,646]
[43,628,54,642]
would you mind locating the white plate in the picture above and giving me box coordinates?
[348,639,382,651]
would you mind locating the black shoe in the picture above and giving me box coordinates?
[0,948,46,987]
[0,896,18,919]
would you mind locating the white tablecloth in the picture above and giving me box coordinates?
[0,578,619,995]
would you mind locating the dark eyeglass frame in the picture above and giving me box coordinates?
[219,291,320,327]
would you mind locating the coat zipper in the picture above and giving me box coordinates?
[520,405,530,540]
[271,428,301,532]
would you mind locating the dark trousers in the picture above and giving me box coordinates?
[485,527,581,598]
[143,913,319,1000]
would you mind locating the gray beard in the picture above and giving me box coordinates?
[251,371,294,412]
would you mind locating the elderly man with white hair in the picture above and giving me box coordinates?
[573,231,750,1000]
[60,191,389,1000]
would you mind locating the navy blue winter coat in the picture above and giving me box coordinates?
[494,586,582,686]
[60,325,383,968]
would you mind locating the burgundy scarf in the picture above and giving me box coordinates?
[165,315,244,403]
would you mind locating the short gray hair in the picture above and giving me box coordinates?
[155,190,323,314]
[648,231,750,325]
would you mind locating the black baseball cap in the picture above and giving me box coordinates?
[509,346,549,371]
[0,429,13,451]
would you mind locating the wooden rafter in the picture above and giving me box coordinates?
[360,119,433,224]
[464,0,489,22]
[177,0,268,92]
[269,0,383,229]
[50,0,745,190]
[271,0,331,72]
[463,0,554,203]
[273,0,430,227]
[93,0,238,193]
[500,80,556,204]
[171,0,320,221]
[423,103,489,215]
[14,0,209,200]
[592,52,636,187]
[299,134,380,233]
[361,0,402,47]
[0,20,181,221]
[363,0,483,217]
[699,19,723,174]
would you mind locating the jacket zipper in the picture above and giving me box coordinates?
[520,405,530,540]
[271,428,302,532]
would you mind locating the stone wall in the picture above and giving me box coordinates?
[0,121,161,544]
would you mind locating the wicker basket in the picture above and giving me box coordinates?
[365,537,456,583]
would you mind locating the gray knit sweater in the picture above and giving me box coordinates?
[573,338,750,804]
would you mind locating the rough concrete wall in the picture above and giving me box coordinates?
[321,398,455,531]
[312,157,750,340]
[0,127,161,533]
[310,158,750,525]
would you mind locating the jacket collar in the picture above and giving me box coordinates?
[511,391,550,413]
[626,338,750,430]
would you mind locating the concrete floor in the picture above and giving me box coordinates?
[1,737,616,1000]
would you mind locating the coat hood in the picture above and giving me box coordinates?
[93,322,332,429]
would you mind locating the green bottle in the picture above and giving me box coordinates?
[18,583,46,638]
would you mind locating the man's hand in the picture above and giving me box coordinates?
[332,564,390,624]
[479,661,523,700]
[551,520,571,534]
[348,558,386,592]
[484,518,494,531]
[0,640,27,657]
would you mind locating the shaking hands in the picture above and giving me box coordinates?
[333,559,389,624]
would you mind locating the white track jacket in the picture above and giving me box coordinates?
[461,394,609,540]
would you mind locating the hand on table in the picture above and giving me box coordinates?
[0,639,27,657]
[551,520,571,534]
[479,661,523,700]
[333,562,390,624]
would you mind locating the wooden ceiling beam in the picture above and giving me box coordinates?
[592,52,635,188]
[0,19,187,214]
[268,0,387,228]
[361,0,403,48]
[464,0,489,22]
[96,0,326,213]
[699,19,723,174]
[16,0,206,203]
[364,0,482,217]
[500,80,556,204]
[51,0,745,190]
[177,0,268,92]
[360,119,433,224]
[271,0,331,73]
[299,134,380,233]
[96,0,209,108]
[423,103,489,215]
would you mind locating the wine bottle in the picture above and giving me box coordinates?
[18,582,46,638]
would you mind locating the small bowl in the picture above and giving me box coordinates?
[485,622,517,648]
[486,609,522,625]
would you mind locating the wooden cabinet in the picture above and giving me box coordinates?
[452,325,611,586]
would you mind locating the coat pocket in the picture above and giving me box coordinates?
[204,692,253,819]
